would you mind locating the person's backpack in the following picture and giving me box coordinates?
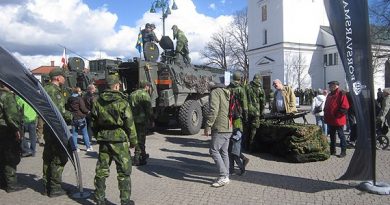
[229,91,242,122]
[314,101,323,114]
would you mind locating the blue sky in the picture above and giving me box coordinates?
[84,0,246,29]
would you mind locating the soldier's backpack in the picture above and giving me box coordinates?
[229,91,242,122]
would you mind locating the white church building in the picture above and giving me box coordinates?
[247,0,389,95]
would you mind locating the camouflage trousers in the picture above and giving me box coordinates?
[42,142,68,193]
[0,138,21,188]
[134,123,147,161]
[247,116,261,151]
[36,117,44,143]
[94,142,132,204]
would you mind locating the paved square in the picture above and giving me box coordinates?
[1,109,389,205]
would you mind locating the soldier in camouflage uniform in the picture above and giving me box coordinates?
[42,68,73,197]
[0,84,25,193]
[172,25,191,64]
[246,74,265,152]
[227,71,250,173]
[129,81,153,166]
[92,75,137,205]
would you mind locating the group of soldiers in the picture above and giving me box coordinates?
[0,68,153,205]
[228,71,266,153]
[294,88,316,105]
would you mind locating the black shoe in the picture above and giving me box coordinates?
[339,149,347,158]
[239,168,246,176]
[138,159,147,166]
[243,157,250,169]
[49,189,67,197]
[132,157,140,166]
[22,151,33,157]
[121,200,135,205]
[6,184,27,193]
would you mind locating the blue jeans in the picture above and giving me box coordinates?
[329,125,347,149]
[71,118,91,150]
[315,116,328,136]
[24,122,37,153]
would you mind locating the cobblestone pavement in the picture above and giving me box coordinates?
[1,106,390,205]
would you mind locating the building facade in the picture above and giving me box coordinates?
[247,0,389,95]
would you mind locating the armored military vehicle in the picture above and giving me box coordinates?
[116,36,225,135]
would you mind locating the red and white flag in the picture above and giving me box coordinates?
[60,48,67,68]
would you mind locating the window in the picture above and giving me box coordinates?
[328,54,333,65]
[333,53,338,65]
[262,5,267,21]
[323,54,327,66]
[263,29,268,45]
[324,53,339,66]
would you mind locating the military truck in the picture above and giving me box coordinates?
[115,36,225,135]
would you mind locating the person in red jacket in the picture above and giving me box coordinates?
[324,81,350,157]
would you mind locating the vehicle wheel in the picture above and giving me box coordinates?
[201,103,210,128]
[376,135,389,150]
[178,100,203,135]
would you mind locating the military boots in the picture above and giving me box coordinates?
[6,183,27,193]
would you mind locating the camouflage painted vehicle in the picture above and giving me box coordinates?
[115,36,225,135]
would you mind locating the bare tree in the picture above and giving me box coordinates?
[227,8,249,78]
[284,52,309,89]
[200,29,231,69]
[369,0,390,39]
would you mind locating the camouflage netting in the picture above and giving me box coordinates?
[254,121,330,163]
[180,73,211,94]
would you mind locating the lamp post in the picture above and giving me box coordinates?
[323,63,327,89]
[150,0,178,36]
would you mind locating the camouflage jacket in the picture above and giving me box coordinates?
[141,29,158,43]
[92,90,137,145]
[174,29,188,53]
[206,86,232,133]
[228,81,248,130]
[247,80,265,118]
[0,88,23,136]
[129,89,152,124]
[44,83,72,122]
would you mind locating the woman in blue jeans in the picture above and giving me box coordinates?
[66,87,92,152]
[311,89,328,136]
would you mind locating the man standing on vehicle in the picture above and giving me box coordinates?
[271,79,297,114]
[92,75,138,205]
[129,81,153,166]
[172,25,191,64]
[205,82,232,187]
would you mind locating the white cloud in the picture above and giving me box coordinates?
[0,0,233,69]
[209,3,216,10]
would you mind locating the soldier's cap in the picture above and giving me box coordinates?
[106,75,121,85]
[253,73,261,80]
[171,25,178,30]
[327,80,339,86]
[49,67,65,78]
[139,81,151,88]
[145,23,151,28]
[150,24,156,29]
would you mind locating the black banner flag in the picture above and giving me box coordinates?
[324,0,376,180]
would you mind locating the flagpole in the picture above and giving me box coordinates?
[363,0,377,186]
[139,27,142,60]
